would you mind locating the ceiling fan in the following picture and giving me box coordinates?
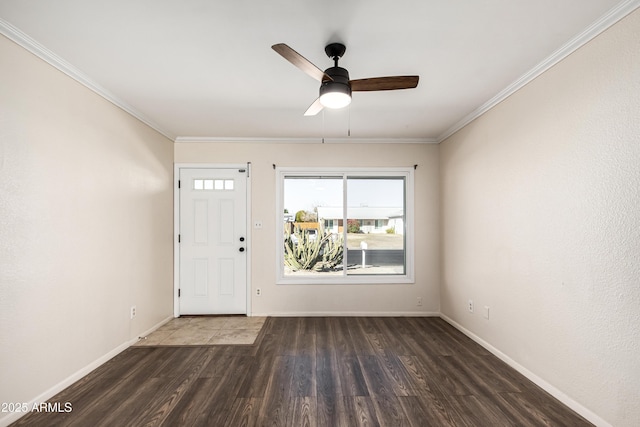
[272,42,419,116]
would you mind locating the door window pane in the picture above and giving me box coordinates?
[194,178,235,191]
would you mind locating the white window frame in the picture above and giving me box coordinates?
[275,167,415,285]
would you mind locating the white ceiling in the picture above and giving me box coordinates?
[0,0,636,142]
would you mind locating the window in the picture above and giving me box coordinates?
[276,167,414,284]
[193,179,234,191]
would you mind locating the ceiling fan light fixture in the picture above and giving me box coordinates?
[320,89,351,109]
[272,43,419,116]
[319,81,352,109]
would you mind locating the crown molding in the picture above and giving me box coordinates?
[437,0,640,143]
[0,18,175,141]
[174,136,438,144]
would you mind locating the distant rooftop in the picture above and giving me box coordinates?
[317,207,403,220]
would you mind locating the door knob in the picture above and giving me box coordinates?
[239,237,245,242]
[239,247,245,252]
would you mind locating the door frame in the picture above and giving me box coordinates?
[174,163,252,317]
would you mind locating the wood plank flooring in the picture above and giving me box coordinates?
[12,317,593,426]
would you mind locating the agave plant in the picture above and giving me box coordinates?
[284,227,343,272]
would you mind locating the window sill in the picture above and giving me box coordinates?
[276,275,415,285]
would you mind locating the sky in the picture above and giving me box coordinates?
[284,177,404,214]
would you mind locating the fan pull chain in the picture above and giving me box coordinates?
[348,104,351,137]
[322,110,325,143]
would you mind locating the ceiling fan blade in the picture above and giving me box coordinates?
[350,76,419,91]
[304,98,324,116]
[272,43,333,82]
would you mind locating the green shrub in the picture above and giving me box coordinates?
[347,219,361,233]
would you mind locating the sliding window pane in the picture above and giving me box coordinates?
[283,177,344,277]
[346,177,405,275]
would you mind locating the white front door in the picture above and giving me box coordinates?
[178,167,247,314]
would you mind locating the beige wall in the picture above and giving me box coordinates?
[0,34,174,424]
[440,9,640,427]
[175,142,441,316]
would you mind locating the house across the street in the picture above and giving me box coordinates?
[316,206,404,234]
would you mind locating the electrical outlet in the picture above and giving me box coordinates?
[130,305,137,319]
[483,306,490,319]
[468,299,474,313]
[417,297,423,307]
[256,288,262,296]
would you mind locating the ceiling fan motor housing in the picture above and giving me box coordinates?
[320,66,352,99]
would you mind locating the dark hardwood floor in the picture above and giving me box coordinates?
[12,317,593,426]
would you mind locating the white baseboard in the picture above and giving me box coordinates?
[0,342,130,427]
[0,315,174,427]
[251,311,440,317]
[439,314,611,427]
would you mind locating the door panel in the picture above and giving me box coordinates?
[179,168,247,315]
